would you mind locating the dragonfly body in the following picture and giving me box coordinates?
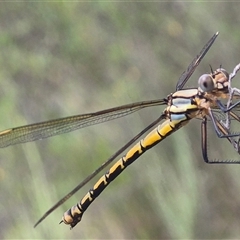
[61,67,240,228]
[3,32,240,229]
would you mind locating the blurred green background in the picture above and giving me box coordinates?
[0,2,240,239]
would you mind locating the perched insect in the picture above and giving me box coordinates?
[1,32,240,229]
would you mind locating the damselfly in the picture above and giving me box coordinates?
[1,32,240,229]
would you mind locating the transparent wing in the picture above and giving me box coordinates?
[0,99,166,148]
[176,32,219,91]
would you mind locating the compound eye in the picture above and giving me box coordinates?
[198,74,215,92]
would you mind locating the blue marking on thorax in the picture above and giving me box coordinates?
[172,98,192,107]
[170,113,186,120]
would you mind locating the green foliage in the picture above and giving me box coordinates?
[0,2,240,239]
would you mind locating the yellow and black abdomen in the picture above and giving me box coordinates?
[62,90,200,228]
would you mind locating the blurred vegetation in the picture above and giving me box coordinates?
[0,2,240,239]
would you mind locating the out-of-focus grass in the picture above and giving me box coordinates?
[0,2,240,239]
